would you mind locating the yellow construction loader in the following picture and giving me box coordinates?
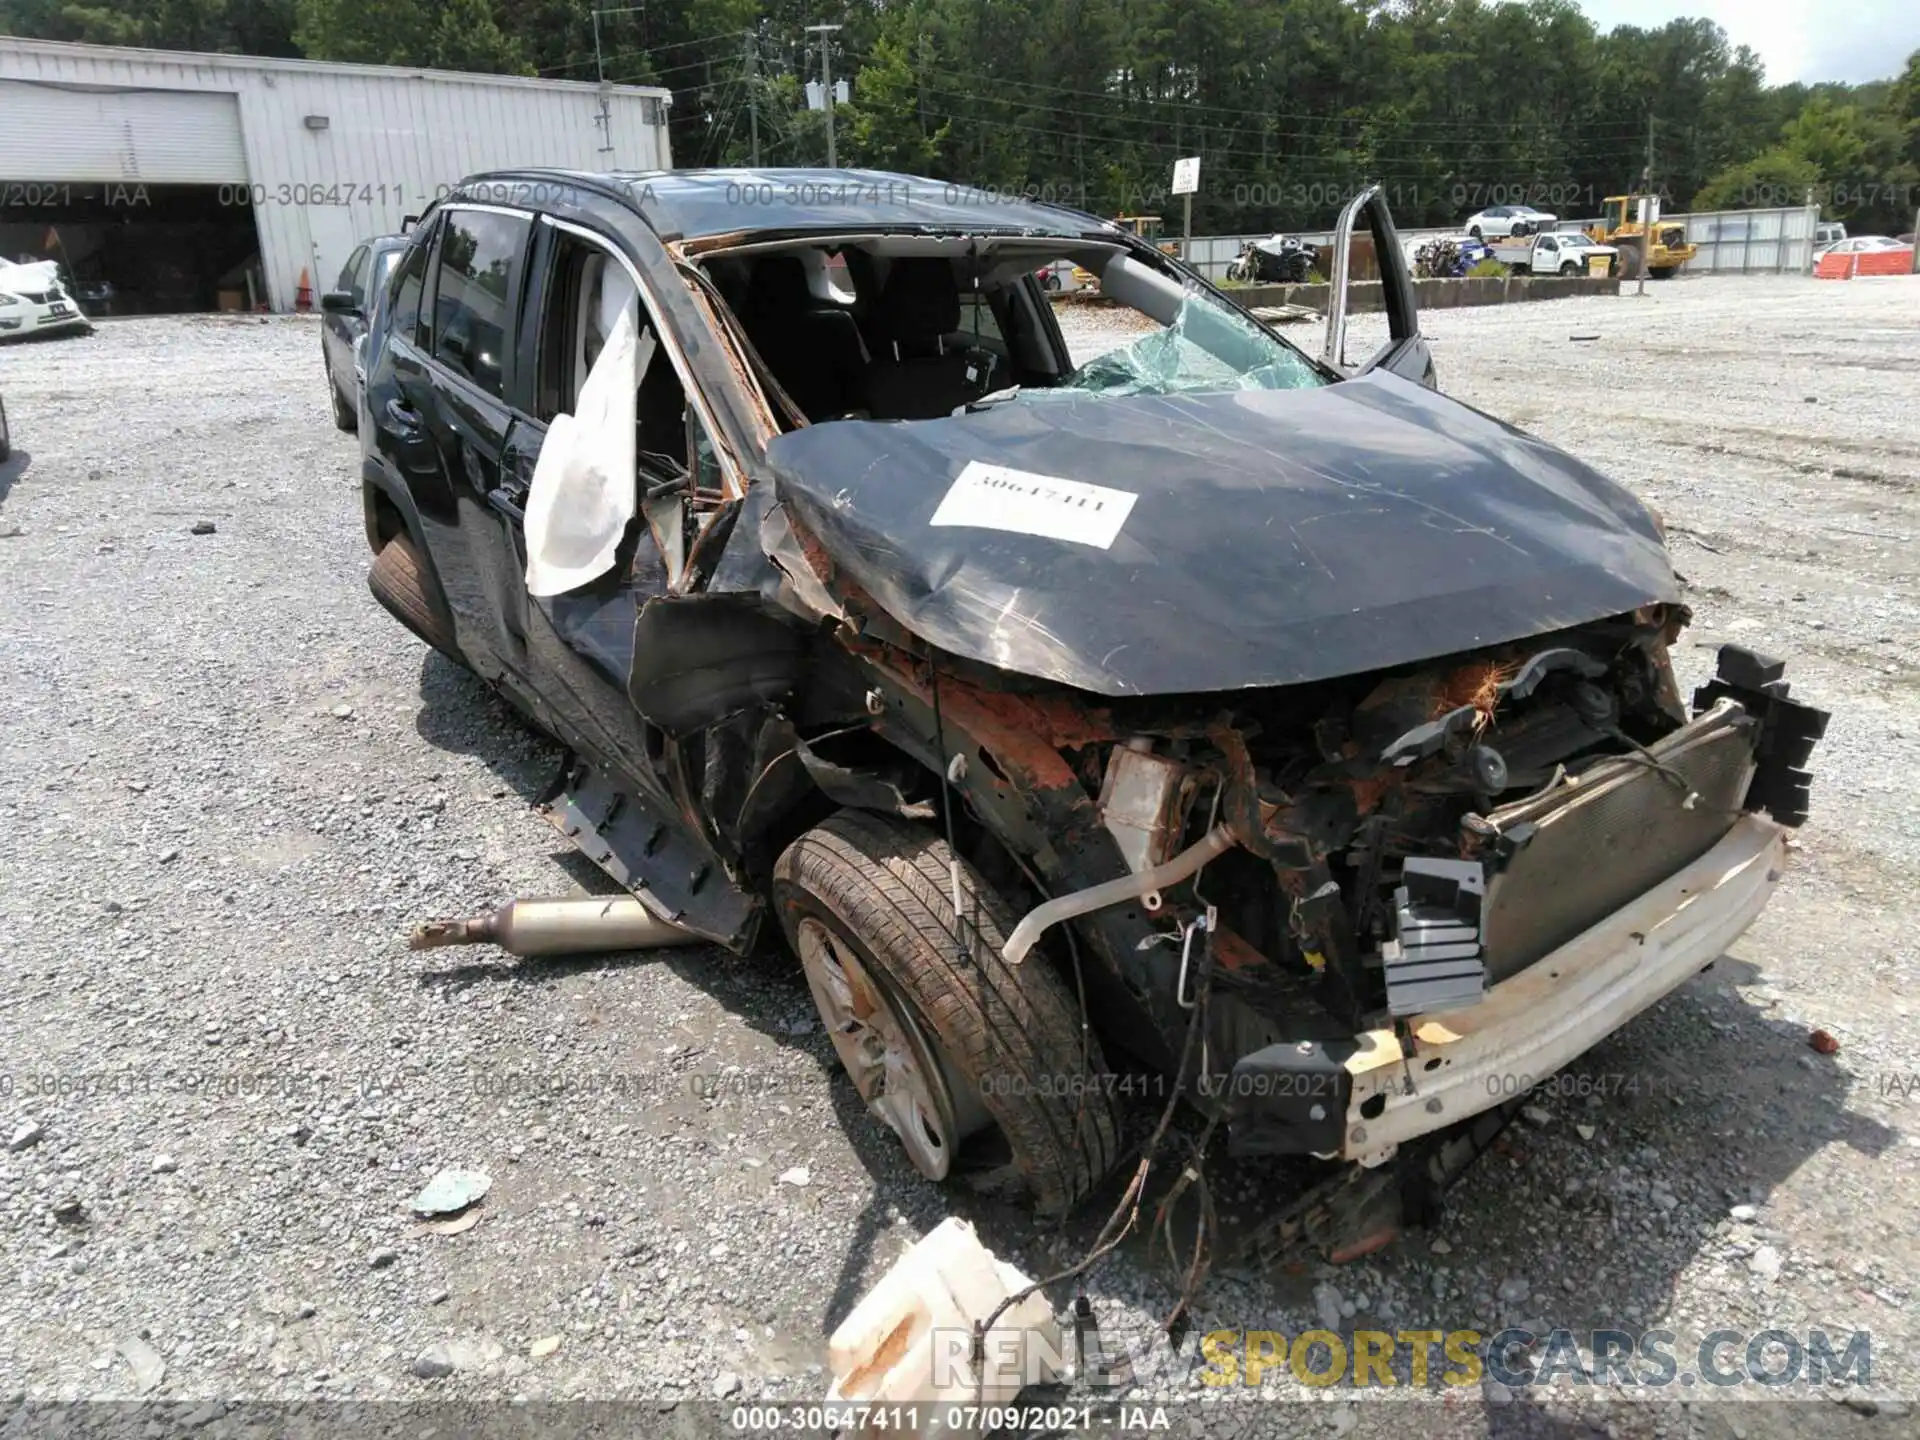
[1588,194,1697,278]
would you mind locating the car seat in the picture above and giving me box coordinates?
[862,259,999,420]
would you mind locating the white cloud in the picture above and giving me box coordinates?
[1574,0,1918,85]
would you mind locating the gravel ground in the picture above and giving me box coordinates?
[1,276,1917,1438]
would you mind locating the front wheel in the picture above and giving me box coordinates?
[1561,261,1580,276]
[1468,226,1483,241]
[330,376,357,432]
[775,811,1122,1216]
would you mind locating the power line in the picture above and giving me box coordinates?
[537,28,749,76]
[908,64,1640,135]
[915,104,1647,176]
[915,84,1653,155]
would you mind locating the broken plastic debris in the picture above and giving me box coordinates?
[826,1216,1060,1437]
[118,1336,166,1394]
[410,1168,492,1217]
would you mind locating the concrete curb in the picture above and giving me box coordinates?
[1232,274,1622,314]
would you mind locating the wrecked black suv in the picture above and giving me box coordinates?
[358,170,1827,1232]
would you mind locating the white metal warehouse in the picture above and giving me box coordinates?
[0,37,673,313]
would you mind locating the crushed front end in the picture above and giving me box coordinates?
[996,609,1828,1170]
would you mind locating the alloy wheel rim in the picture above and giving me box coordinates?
[795,917,982,1181]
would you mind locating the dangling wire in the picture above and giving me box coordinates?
[928,658,974,965]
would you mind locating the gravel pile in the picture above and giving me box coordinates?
[2,278,1916,1437]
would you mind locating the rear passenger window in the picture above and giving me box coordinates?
[337,245,368,307]
[431,208,531,399]
[388,226,433,345]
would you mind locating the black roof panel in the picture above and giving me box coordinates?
[467,167,1110,241]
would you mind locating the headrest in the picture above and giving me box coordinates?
[872,258,960,342]
[746,255,813,317]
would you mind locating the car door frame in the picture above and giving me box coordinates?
[1323,184,1436,389]
[378,202,540,684]
[505,210,772,844]
[323,241,370,383]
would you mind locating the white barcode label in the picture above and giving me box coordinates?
[929,461,1137,549]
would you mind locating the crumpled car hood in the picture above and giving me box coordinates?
[763,370,1678,696]
[0,259,61,296]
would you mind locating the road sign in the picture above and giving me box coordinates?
[1171,157,1201,196]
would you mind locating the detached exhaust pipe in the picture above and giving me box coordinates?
[408,896,702,958]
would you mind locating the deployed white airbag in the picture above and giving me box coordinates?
[522,283,656,597]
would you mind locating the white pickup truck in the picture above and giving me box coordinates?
[1488,230,1620,276]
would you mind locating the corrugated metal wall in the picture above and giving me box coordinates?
[0,38,672,310]
[1677,205,1820,274]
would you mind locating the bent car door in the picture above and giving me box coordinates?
[383,205,538,683]
[506,215,726,793]
[1323,186,1436,389]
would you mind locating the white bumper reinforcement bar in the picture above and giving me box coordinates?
[1342,814,1787,1165]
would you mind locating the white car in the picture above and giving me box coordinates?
[0,258,91,341]
[1464,204,1557,239]
[1825,235,1906,254]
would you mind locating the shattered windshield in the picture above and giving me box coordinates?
[1041,285,1326,400]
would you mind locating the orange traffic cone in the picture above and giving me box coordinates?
[295,266,313,312]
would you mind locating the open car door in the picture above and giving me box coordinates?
[1322,185,1436,389]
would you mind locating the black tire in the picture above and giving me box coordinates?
[1561,261,1580,276]
[774,810,1122,1216]
[1468,226,1482,241]
[368,532,463,664]
[329,365,357,432]
[1649,266,1676,280]
[0,393,10,464]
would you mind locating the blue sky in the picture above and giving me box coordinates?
[1576,0,1918,84]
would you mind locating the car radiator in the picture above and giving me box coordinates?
[1474,698,1759,982]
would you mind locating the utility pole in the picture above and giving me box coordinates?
[1638,112,1654,297]
[743,29,760,166]
[806,22,842,168]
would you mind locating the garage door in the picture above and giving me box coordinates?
[0,79,247,184]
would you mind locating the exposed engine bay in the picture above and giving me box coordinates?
[815,594,1826,1132]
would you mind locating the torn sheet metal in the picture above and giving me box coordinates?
[765,370,1678,697]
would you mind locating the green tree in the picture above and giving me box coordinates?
[293,0,530,74]
[841,32,947,172]
[1692,147,1818,211]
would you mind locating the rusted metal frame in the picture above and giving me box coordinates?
[849,645,1197,1073]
